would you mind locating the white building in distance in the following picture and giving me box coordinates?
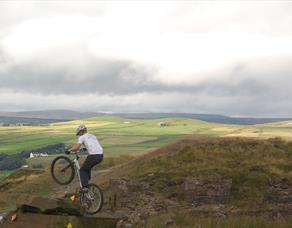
[30,152,49,158]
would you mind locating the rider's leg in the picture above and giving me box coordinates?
[88,167,91,181]
[80,154,103,188]
[79,167,90,188]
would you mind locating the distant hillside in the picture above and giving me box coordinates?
[115,113,292,125]
[0,116,65,125]
[0,110,291,125]
[0,110,100,120]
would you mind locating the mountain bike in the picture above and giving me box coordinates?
[50,151,104,214]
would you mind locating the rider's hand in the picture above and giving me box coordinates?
[80,147,87,153]
[65,150,71,155]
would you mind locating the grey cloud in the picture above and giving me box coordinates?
[0,65,292,117]
[0,57,164,95]
[0,51,290,101]
[1,86,291,117]
[0,57,271,97]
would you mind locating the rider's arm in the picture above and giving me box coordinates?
[68,143,81,153]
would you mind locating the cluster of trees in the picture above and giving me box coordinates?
[0,153,25,170]
[0,143,66,170]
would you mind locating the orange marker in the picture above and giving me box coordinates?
[11,212,17,221]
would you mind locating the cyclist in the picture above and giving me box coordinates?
[67,124,103,191]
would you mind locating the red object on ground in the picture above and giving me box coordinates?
[11,213,17,221]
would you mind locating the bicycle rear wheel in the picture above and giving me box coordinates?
[51,156,75,185]
[80,183,104,214]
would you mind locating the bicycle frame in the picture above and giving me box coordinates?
[72,153,83,188]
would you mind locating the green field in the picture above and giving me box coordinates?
[1,116,292,157]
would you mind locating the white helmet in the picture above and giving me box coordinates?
[76,124,87,136]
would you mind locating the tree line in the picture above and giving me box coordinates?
[0,143,66,170]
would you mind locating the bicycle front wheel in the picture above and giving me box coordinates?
[51,156,75,185]
[80,183,104,214]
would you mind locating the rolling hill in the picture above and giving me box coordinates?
[0,116,65,125]
[0,110,99,120]
[1,116,292,157]
[0,110,291,125]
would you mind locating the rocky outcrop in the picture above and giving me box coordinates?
[184,178,232,206]
[0,212,118,228]
[20,197,82,216]
[107,177,235,226]
[0,196,118,228]
[266,178,292,204]
[107,178,172,226]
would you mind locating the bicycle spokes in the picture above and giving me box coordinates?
[80,184,103,214]
[61,162,74,173]
[51,156,75,185]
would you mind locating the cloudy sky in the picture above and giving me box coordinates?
[0,1,292,117]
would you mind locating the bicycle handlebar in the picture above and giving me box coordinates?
[65,147,87,155]
[65,149,87,160]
